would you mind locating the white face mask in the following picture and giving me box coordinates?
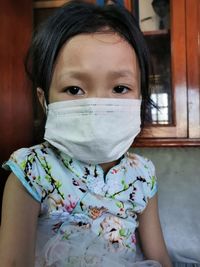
[44,98,141,164]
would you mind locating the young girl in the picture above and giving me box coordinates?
[0,1,172,266]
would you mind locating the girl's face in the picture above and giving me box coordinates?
[38,32,141,105]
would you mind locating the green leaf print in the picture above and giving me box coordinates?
[41,163,46,169]
[123,184,129,190]
[29,156,34,164]
[34,150,65,200]
[55,180,62,188]
[20,160,27,170]
[116,201,123,208]
[151,175,156,189]
[45,175,51,182]
[47,163,52,170]
[121,179,129,190]
[36,175,41,182]
[60,193,65,199]
[61,232,71,240]
[119,228,126,237]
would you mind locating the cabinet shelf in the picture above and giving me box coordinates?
[143,29,169,36]
[34,1,68,9]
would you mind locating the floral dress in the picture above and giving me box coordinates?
[3,142,160,267]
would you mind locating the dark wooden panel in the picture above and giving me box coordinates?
[0,0,33,216]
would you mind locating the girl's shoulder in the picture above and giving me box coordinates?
[2,142,60,203]
[8,141,57,162]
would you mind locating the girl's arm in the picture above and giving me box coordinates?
[138,193,173,267]
[0,173,40,267]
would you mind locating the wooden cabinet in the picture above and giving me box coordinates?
[135,0,200,146]
[33,0,200,146]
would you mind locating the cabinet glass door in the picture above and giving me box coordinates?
[132,0,187,143]
[137,0,172,125]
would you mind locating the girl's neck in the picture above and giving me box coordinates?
[99,160,118,174]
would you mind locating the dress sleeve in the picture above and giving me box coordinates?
[144,158,158,199]
[2,147,45,202]
[131,156,158,214]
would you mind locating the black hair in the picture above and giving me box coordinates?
[25,0,153,122]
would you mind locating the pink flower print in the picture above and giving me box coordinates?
[64,195,77,213]
[64,202,76,212]
[111,168,119,174]
[131,233,136,244]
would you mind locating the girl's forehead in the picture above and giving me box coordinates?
[50,32,140,85]
[55,32,138,66]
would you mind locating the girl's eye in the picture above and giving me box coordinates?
[113,85,130,94]
[64,86,84,95]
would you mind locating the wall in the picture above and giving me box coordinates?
[131,147,200,263]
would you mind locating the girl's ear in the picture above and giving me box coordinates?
[37,88,46,112]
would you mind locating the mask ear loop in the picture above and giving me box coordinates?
[44,99,48,115]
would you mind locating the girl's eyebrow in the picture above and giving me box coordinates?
[59,71,91,80]
[107,70,137,79]
[58,70,137,80]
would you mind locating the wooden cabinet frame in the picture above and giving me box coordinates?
[186,0,200,139]
[135,0,200,146]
